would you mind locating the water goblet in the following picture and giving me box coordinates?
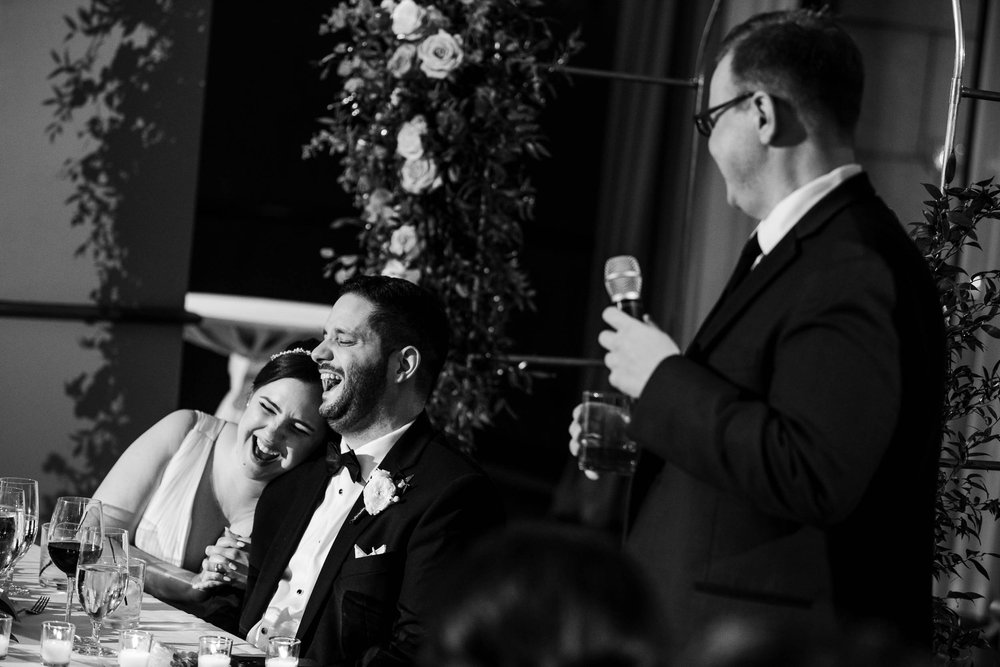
[0,489,25,594]
[76,526,129,656]
[0,478,38,596]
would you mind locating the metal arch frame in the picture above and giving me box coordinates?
[941,0,1000,190]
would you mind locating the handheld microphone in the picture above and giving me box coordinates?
[604,255,644,319]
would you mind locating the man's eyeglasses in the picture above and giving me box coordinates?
[693,92,754,137]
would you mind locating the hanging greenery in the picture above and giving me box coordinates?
[911,178,1000,663]
[305,0,581,450]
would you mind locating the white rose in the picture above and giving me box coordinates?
[417,30,463,79]
[400,157,441,194]
[389,224,419,257]
[387,44,417,78]
[381,259,422,284]
[380,0,397,11]
[391,0,425,39]
[395,115,427,160]
[363,469,398,515]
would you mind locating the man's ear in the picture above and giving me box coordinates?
[393,345,421,384]
[754,92,778,145]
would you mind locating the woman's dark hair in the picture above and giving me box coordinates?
[251,338,323,393]
[421,522,667,667]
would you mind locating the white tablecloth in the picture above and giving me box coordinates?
[3,545,261,665]
[183,293,330,422]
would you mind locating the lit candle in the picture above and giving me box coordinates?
[41,638,73,666]
[118,647,151,667]
[0,634,9,657]
[265,658,298,667]
[198,654,233,667]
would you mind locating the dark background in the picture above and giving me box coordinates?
[181,2,624,522]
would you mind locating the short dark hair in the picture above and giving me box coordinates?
[336,275,450,399]
[717,9,864,136]
[422,522,666,667]
[252,339,324,393]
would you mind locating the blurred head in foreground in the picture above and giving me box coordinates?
[421,522,666,667]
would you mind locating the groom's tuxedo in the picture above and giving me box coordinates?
[626,174,945,654]
[240,413,504,666]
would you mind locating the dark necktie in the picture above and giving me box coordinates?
[326,443,362,483]
[720,233,761,299]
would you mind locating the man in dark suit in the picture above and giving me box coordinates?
[240,275,504,666]
[571,9,945,658]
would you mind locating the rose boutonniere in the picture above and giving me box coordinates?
[350,468,413,524]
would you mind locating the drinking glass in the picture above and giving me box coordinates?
[0,478,37,596]
[105,558,146,631]
[577,391,639,475]
[38,522,67,589]
[266,636,300,667]
[76,526,129,656]
[0,489,25,592]
[47,496,103,624]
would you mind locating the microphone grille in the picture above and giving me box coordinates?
[604,255,642,303]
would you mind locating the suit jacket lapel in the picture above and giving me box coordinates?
[245,461,331,624]
[296,413,435,636]
[689,174,876,356]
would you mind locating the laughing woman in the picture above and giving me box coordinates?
[93,343,331,626]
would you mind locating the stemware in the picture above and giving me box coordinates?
[0,478,39,595]
[76,526,128,656]
[0,489,24,592]
[47,496,103,624]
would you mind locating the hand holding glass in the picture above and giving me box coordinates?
[577,391,638,475]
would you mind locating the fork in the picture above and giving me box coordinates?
[24,595,49,615]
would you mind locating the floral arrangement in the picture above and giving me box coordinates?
[305,0,581,450]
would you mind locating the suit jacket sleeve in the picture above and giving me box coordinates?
[631,251,901,525]
[360,471,504,667]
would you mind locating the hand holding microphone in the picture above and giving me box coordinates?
[598,256,679,398]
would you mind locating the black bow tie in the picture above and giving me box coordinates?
[326,444,362,483]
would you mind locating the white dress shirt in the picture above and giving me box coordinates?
[749,163,863,266]
[246,419,415,649]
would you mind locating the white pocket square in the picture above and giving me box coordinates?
[354,544,387,558]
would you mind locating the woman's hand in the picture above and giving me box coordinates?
[193,527,250,591]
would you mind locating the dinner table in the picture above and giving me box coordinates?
[2,545,262,666]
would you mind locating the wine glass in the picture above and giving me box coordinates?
[0,478,38,595]
[0,489,25,592]
[47,497,103,624]
[76,526,128,656]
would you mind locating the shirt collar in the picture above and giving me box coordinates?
[754,164,863,255]
[343,419,415,481]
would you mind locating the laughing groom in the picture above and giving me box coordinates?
[239,275,505,666]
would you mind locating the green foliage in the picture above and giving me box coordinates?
[306,0,582,450]
[911,178,1000,662]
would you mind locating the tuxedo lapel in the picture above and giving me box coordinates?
[245,461,332,623]
[689,174,875,356]
[295,413,435,636]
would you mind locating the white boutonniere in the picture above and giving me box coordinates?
[350,468,413,524]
